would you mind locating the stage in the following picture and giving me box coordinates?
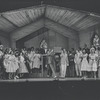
[0,77,100,83]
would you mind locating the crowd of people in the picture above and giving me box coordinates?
[0,46,43,79]
[0,41,100,79]
[60,34,100,78]
[60,45,100,79]
[0,44,58,80]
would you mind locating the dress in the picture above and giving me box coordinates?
[3,54,10,72]
[4,54,18,73]
[19,55,28,73]
[13,56,19,72]
[33,54,41,69]
[81,53,89,71]
[89,53,98,72]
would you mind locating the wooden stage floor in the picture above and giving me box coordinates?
[0,77,100,82]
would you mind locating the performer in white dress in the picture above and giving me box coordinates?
[18,53,28,78]
[13,54,19,79]
[89,47,98,78]
[11,51,19,73]
[4,50,19,79]
[74,50,82,77]
[60,49,69,77]
[33,49,41,70]
[81,49,89,78]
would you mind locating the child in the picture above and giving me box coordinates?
[81,49,89,78]
[18,52,28,78]
[89,47,98,78]
[9,50,19,79]
[4,50,18,79]
[32,49,41,73]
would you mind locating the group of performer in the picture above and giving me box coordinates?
[60,34,100,78]
[69,46,100,78]
[0,39,56,79]
[0,46,41,79]
[0,34,99,79]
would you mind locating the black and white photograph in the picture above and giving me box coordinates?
[0,0,100,100]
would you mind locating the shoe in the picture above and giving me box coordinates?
[14,76,19,79]
[14,77,16,80]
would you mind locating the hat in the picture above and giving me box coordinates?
[90,47,95,52]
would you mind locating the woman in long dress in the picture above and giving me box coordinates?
[9,51,19,79]
[81,49,89,78]
[60,49,69,78]
[74,50,82,77]
[18,52,28,78]
[4,50,19,79]
[13,54,19,79]
[32,49,41,73]
[89,47,98,78]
